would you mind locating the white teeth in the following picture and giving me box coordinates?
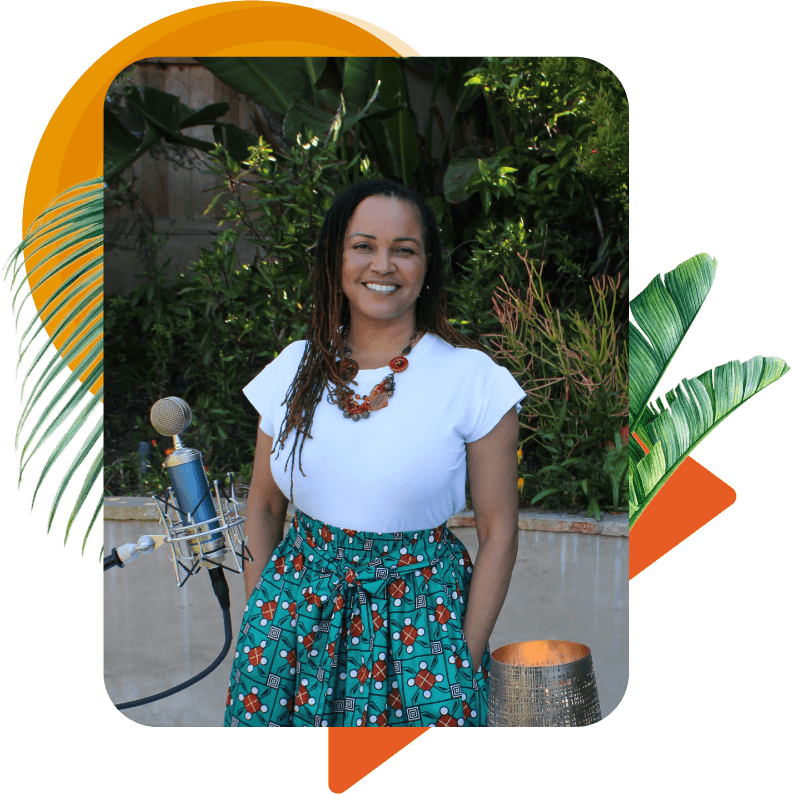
[364,283,398,293]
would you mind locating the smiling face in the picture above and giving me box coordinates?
[341,195,427,330]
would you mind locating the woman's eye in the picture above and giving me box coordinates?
[353,243,371,251]
[396,247,415,255]
[353,243,415,254]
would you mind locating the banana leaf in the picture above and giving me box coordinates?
[197,57,327,115]
[629,252,716,430]
[105,88,251,180]
[629,252,789,528]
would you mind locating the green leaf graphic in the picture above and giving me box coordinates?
[629,253,716,430]
[629,253,788,528]
[0,177,104,566]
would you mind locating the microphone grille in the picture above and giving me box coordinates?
[150,397,192,437]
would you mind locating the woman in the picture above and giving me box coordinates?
[224,180,524,727]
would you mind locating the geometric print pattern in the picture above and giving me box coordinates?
[224,510,489,726]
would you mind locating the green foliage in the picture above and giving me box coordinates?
[488,255,628,517]
[440,56,628,342]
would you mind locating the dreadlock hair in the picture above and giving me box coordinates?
[273,179,485,499]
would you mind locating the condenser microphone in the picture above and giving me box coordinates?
[150,396,228,564]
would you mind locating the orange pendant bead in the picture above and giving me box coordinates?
[389,356,409,373]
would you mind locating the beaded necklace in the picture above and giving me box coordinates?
[328,326,420,421]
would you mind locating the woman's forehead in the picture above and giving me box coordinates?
[346,195,422,234]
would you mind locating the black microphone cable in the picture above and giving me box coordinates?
[114,567,233,711]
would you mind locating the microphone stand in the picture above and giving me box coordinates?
[106,482,250,711]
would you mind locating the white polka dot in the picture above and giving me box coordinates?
[394,599,402,606]
[408,678,415,686]
[462,660,470,668]
[370,715,377,723]
[327,688,334,696]
[375,681,383,690]
[322,720,328,727]
[244,605,249,613]
[429,615,435,622]
[353,555,359,562]
[235,651,239,659]
[309,555,314,561]
[311,650,318,657]
[396,709,402,717]
[383,546,388,552]
[424,690,432,698]
[436,674,444,682]
[400,547,407,554]
[392,632,400,640]
[458,718,464,725]
[471,710,477,718]
[417,555,424,562]
[263,705,268,713]
[252,687,259,695]
[405,617,412,625]
[420,661,427,669]
[436,597,444,604]
[340,672,347,680]
[243,645,250,653]
[392,682,398,689]
[440,707,448,715]
[351,670,358,678]
[298,635,304,642]
[273,574,281,581]
[238,693,244,701]
[260,641,266,648]
[417,628,425,636]
[280,698,287,706]
[302,679,308,686]
[281,600,288,608]
[247,665,253,672]
[356,719,362,726]
[245,713,251,720]
[281,650,288,658]
[309,698,316,706]
[407,646,413,653]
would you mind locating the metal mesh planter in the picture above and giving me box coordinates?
[487,640,602,727]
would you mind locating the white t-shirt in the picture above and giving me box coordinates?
[243,332,525,534]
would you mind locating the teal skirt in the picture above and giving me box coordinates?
[224,509,489,726]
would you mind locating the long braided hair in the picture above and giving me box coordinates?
[273,179,483,499]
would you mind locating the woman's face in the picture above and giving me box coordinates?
[341,195,427,328]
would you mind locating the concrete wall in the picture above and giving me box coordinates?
[104,499,628,727]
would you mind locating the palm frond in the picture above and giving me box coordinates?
[4,176,104,549]
[629,251,789,528]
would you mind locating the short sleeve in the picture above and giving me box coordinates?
[242,360,279,436]
[242,342,305,437]
[462,356,526,444]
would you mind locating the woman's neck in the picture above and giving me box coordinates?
[347,319,424,363]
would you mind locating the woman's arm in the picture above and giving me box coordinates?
[243,420,290,601]
[463,407,520,671]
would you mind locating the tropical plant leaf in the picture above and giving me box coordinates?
[197,57,327,115]
[629,253,789,530]
[629,253,716,430]
[4,176,104,550]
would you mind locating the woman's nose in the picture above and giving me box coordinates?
[368,249,396,273]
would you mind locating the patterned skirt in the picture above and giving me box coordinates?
[224,509,490,727]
